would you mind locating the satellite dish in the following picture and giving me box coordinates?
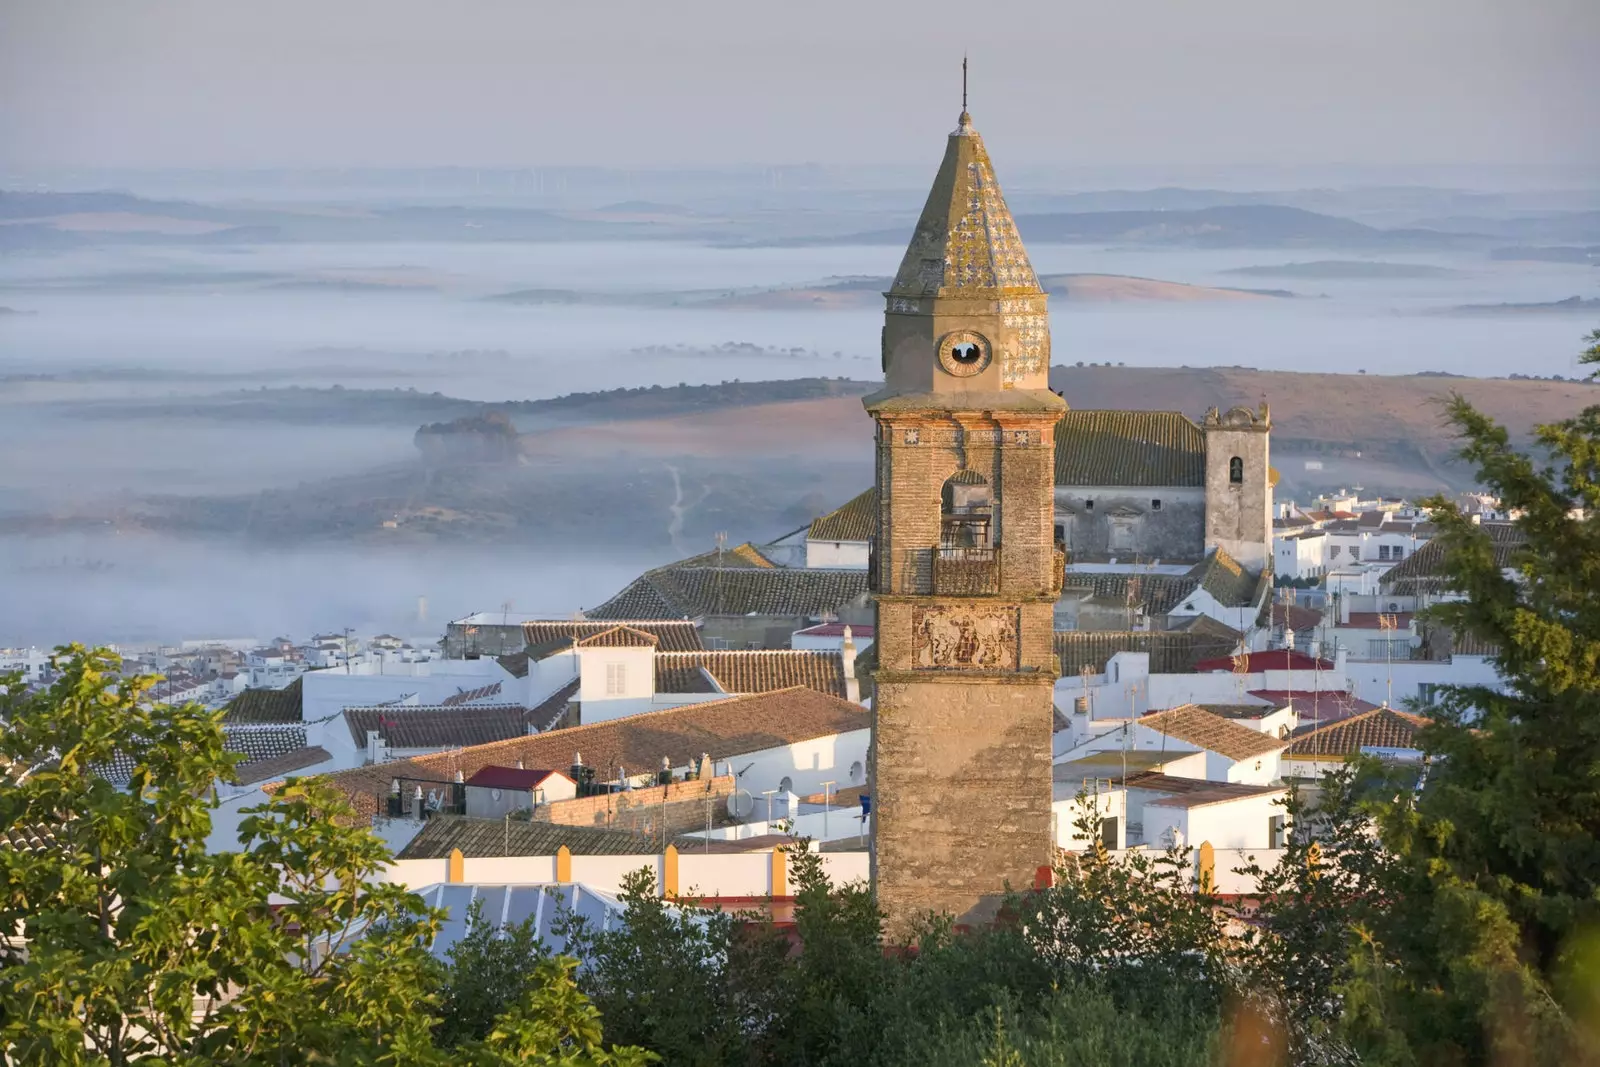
[726,790,756,820]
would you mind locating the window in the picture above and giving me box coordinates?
[778,776,793,794]
[1418,683,1439,704]
[1268,815,1287,849]
[1151,499,1162,511]
[604,662,627,696]
[1084,500,1094,511]
[1053,523,1066,544]
[849,760,864,784]
[1229,456,1244,484]
[1377,545,1390,561]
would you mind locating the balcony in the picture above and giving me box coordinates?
[933,545,1001,596]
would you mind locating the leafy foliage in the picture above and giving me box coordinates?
[0,645,652,1066]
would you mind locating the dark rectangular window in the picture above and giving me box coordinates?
[1151,499,1161,510]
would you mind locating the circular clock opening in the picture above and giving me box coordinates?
[950,341,982,364]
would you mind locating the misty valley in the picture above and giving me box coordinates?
[2,184,1596,645]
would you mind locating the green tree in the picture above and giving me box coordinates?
[0,646,652,1066]
[1334,326,1600,1064]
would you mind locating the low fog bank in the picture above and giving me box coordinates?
[0,533,655,648]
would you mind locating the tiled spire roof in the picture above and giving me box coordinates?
[890,111,1041,298]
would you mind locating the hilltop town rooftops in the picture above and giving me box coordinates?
[1344,612,1415,630]
[463,766,571,791]
[793,622,874,639]
[1054,630,1241,677]
[521,620,703,653]
[223,676,304,724]
[1192,650,1335,673]
[1286,707,1428,761]
[808,488,876,543]
[344,704,538,750]
[1381,522,1525,596]
[1145,781,1289,810]
[298,687,871,822]
[1139,705,1288,761]
[589,562,870,621]
[1054,410,1206,487]
[653,650,850,699]
[396,815,707,860]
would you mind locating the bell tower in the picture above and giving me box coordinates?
[866,106,1065,933]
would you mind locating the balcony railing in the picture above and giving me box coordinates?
[933,545,1001,596]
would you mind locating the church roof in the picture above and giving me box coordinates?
[890,111,1041,298]
[808,488,877,543]
[1054,411,1206,487]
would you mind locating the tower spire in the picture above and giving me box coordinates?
[962,54,968,115]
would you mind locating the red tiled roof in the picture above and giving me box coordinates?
[1286,708,1427,760]
[1192,651,1334,673]
[302,687,870,823]
[464,766,573,791]
[1253,690,1382,727]
[1139,706,1288,761]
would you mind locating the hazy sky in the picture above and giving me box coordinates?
[3,0,1597,173]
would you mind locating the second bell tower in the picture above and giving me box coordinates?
[866,108,1064,933]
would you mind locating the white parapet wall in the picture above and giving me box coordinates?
[378,849,871,899]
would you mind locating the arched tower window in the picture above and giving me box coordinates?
[940,471,992,550]
[1229,456,1244,484]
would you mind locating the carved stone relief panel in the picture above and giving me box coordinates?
[912,605,1020,670]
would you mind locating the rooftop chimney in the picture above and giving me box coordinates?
[841,626,860,703]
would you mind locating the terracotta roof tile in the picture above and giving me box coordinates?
[1382,522,1525,596]
[1286,707,1427,760]
[590,565,869,621]
[344,704,537,750]
[304,687,870,823]
[1060,571,1197,615]
[574,625,660,648]
[1054,411,1206,488]
[521,620,703,653]
[222,677,303,724]
[654,650,848,698]
[236,745,332,786]
[1186,546,1266,608]
[808,488,877,543]
[440,681,505,706]
[1054,630,1239,676]
[1140,705,1287,761]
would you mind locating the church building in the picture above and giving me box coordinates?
[863,107,1064,932]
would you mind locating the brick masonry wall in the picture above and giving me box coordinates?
[536,775,734,839]
[870,677,1054,933]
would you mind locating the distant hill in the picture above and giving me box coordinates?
[491,273,1294,310]
[30,367,1593,548]
[1445,295,1600,316]
[801,205,1477,251]
[1222,260,1460,280]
